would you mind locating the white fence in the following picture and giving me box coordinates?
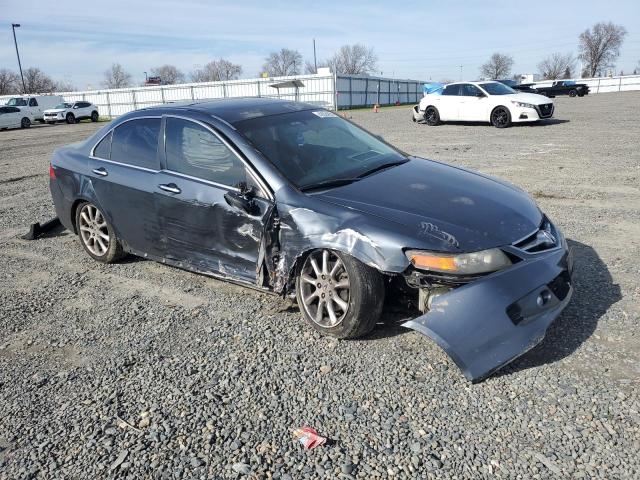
[531,74,640,93]
[0,73,426,118]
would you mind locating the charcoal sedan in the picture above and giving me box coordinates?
[49,98,573,381]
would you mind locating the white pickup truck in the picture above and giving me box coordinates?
[4,95,64,122]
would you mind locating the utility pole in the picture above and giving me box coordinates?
[313,38,317,73]
[12,23,27,94]
[459,65,463,81]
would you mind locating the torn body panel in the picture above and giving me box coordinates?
[403,241,573,382]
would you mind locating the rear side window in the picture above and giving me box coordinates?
[111,118,161,169]
[29,98,38,106]
[165,117,246,187]
[93,131,112,159]
[442,85,461,96]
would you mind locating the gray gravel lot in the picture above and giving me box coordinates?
[1,93,639,479]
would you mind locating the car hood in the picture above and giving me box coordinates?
[506,92,551,105]
[314,158,542,252]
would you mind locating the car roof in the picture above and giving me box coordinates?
[138,97,320,124]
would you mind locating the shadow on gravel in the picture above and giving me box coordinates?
[497,239,621,377]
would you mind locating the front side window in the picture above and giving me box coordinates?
[234,110,407,189]
[6,98,27,106]
[55,103,72,109]
[442,84,461,96]
[479,82,516,95]
[110,118,160,169]
[460,84,482,96]
[165,117,247,187]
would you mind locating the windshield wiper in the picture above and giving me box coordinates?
[356,159,409,179]
[299,178,360,192]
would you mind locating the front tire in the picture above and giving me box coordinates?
[491,107,511,128]
[20,117,31,129]
[296,249,385,339]
[66,113,76,124]
[569,89,577,97]
[91,111,99,122]
[424,106,440,126]
[75,202,125,263]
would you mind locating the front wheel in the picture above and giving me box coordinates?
[491,107,511,128]
[569,89,577,97]
[91,111,99,122]
[66,113,76,124]
[20,117,31,129]
[75,202,125,263]
[296,249,385,339]
[424,106,440,126]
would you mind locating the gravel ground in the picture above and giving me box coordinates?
[1,93,639,479]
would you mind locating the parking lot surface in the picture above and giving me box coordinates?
[1,93,639,479]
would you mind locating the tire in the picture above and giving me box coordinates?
[66,113,76,124]
[569,89,577,97]
[20,117,31,129]
[75,201,125,263]
[491,107,511,128]
[424,106,440,126]
[296,249,385,339]
[91,111,99,122]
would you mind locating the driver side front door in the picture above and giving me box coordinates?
[154,116,273,284]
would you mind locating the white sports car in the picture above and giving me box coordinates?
[418,81,554,128]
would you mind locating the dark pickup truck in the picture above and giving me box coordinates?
[529,80,590,98]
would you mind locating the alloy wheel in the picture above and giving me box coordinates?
[300,250,351,328]
[492,108,509,127]
[79,204,110,256]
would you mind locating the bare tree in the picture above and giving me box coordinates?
[103,63,132,88]
[327,44,377,75]
[55,80,76,92]
[150,65,185,84]
[578,22,627,77]
[0,68,20,95]
[538,52,576,80]
[23,68,56,93]
[190,59,243,82]
[304,60,330,74]
[262,48,303,76]
[480,53,514,79]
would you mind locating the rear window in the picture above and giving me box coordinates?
[110,118,160,169]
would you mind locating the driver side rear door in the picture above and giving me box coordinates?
[434,84,461,121]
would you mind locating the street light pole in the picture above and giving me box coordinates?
[11,23,27,94]
[459,65,463,81]
[313,38,317,73]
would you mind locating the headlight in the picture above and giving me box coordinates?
[405,248,512,275]
[511,101,535,109]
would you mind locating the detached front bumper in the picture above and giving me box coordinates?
[403,239,573,382]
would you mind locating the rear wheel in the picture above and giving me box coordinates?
[66,113,76,124]
[91,111,99,122]
[296,249,384,339]
[20,117,31,129]
[424,106,440,126]
[491,107,511,128]
[569,89,577,97]
[75,202,125,263]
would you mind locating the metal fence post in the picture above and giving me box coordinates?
[223,83,227,98]
[257,81,261,98]
[364,77,369,107]
[349,76,352,109]
[132,89,138,110]
[190,86,195,100]
[160,87,165,104]
[106,91,112,118]
[333,73,338,110]
[619,76,623,92]
[597,78,601,93]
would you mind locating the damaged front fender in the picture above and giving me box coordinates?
[404,243,573,382]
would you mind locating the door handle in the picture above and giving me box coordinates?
[92,167,108,176]
[159,183,181,194]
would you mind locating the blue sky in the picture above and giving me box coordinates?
[1,0,639,90]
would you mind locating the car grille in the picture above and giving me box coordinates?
[536,103,554,118]
[514,219,558,253]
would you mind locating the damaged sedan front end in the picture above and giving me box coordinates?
[48,97,573,382]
